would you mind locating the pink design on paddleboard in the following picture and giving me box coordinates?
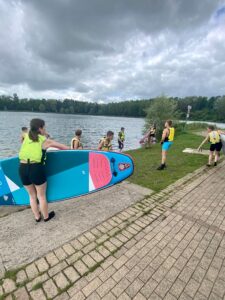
[89,153,112,190]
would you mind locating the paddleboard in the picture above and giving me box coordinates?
[183,148,209,155]
[0,150,134,206]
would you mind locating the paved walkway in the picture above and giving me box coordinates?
[1,162,225,299]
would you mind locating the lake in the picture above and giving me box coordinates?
[0,111,145,158]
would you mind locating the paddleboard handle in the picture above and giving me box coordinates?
[110,158,118,177]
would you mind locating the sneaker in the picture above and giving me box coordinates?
[214,162,217,167]
[157,164,165,170]
[206,164,211,167]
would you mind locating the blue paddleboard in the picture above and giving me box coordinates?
[0,150,134,206]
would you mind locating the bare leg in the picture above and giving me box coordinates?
[24,184,40,219]
[208,151,213,165]
[162,150,167,164]
[215,151,220,163]
[35,183,48,219]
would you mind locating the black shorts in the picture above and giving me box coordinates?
[210,142,222,152]
[19,163,46,186]
[118,140,124,150]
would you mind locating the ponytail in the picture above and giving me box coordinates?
[29,118,45,142]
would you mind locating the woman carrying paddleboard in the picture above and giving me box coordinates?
[19,118,69,222]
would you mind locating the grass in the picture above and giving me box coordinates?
[127,132,210,192]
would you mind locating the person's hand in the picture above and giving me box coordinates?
[160,141,163,145]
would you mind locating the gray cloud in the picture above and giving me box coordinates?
[0,0,225,101]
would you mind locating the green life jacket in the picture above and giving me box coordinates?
[19,133,46,163]
[100,137,112,151]
[118,131,125,142]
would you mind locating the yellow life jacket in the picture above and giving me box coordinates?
[71,137,82,149]
[209,131,220,144]
[118,131,125,142]
[100,137,112,151]
[19,133,46,163]
[168,127,175,142]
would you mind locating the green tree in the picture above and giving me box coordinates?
[145,95,178,138]
[39,103,46,112]
[214,96,225,121]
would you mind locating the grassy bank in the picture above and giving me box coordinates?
[127,132,210,192]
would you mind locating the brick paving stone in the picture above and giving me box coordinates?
[117,292,131,300]
[63,243,75,255]
[83,242,97,254]
[70,291,85,300]
[104,241,117,252]
[16,269,27,284]
[194,292,208,300]
[63,266,80,283]
[45,252,59,267]
[113,255,128,270]
[211,278,225,298]
[97,277,117,297]
[70,239,83,250]
[48,261,68,277]
[54,292,70,300]
[43,278,58,298]
[30,288,46,300]
[74,260,89,276]
[96,234,109,245]
[54,272,70,290]
[109,237,123,248]
[99,265,116,282]
[84,231,96,242]
[154,278,173,298]
[85,267,103,283]
[184,278,200,298]
[138,265,155,283]
[26,273,49,291]
[2,279,16,293]
[126,265,142,283]
[78,235,90,246]
[148,292,162,300]
[66,250,83,264]
[97,245,111,258]
[82,277,102,297]
[102,291,117,300]
[170,278,186,298]
[198,277,214,297]
[133,292,146,300]
[126,278,144,298]
[86,291,101,300]
[89,250,104,263]
[14,287,29,300]
[82,254,96,268]
[26,263,39,280]
[54,248,68,261]
[67,277,88,297]
[112,277,130,297]
[140,278,158,298]
[35,258,49,273]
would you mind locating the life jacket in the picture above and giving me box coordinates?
[209,131,220,144]
[71,137,82,149]
[165,127,175,142]
[100,137,112,151]
[19,133,46,163]
[118,131,125,142]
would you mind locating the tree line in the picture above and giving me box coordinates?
[0,94,225,122]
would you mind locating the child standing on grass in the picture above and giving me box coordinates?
[198,125,222,167]
[157,120,175,170]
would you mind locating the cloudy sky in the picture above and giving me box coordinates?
[0,0,225,102]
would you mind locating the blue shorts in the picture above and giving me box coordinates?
[162,141,173,151]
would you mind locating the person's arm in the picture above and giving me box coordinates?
[43,139,70,150]
[197,135,209,151]
[98,140,104,150]
[161,129,168,143]
[72,140,79,150]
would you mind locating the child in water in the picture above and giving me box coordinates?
[98,131,114,151]
[71,129,83,150]
[198,125,222,166]
[20,127,28,143]
[118,127,125,152]
[19,118,69,222]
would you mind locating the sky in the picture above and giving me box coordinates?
[0,0,225,102]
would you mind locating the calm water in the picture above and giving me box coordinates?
[0,111,145,158]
